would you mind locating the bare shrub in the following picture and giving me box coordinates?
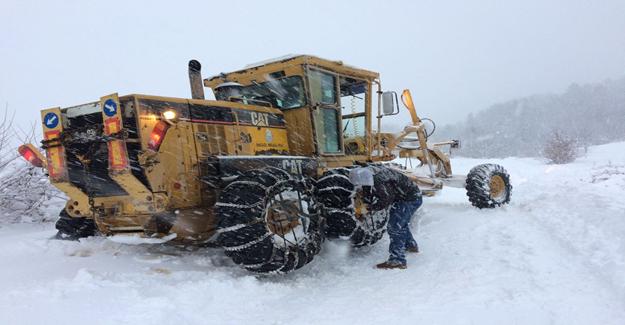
[543,130,577,164]
[0,161,63,223]
[0,110,62,223]
[0,110,17,169]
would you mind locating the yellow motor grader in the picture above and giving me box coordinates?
[19,55,511,273]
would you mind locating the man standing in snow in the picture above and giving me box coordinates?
[349,166,423,270]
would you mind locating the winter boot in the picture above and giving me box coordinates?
[376,261,407,270]
[406,246,419,254]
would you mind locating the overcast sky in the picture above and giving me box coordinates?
[2,0,625,133]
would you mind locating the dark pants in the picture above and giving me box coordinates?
[387,197,422,265]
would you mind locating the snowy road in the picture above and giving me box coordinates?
[1,143,624,325]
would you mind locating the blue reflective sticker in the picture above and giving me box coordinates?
[103,99,118,117]
[43,112,59,129]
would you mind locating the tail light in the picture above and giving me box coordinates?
[18,144,44,168]
[148,121,170,151]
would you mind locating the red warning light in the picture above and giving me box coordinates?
[18,145,44,168]
[148,121,170,151]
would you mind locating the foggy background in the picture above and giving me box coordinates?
[2,0,625,155]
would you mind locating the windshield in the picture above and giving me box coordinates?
[216,76,306,109]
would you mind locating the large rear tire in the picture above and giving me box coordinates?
[465,163,512,208]
[54,210,97,240]
[216,168,323,274]
[316,168,390,247]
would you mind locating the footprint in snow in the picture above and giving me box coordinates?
[67,249,93,257]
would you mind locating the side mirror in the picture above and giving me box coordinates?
[382,91,399,116]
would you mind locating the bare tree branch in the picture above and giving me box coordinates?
[0,108,61,223]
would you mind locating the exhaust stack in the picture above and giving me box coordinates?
[188,59,205,100]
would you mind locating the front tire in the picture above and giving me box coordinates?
[316,168,390,247]
[465,163,512,208]
[216,168,323,274]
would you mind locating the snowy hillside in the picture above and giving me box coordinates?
[435,77,625,158]
[1,143,625,325]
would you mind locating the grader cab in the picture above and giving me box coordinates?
[19,55,511,274]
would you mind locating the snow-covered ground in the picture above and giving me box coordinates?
[1,143,625,325]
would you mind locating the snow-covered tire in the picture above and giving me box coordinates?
[216,168,323,274]
[54,210,97,240]
[465,163,512,208]
[316,168,390,247]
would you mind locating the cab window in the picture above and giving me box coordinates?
[318,108,341,153]
[309,69,341,154]
[240,76,306,109]
[309,70,337,104]
[340,77,368,155]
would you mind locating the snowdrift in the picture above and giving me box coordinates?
[1,142,625,324]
